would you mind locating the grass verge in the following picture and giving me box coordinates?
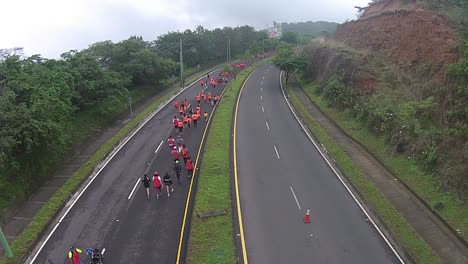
[187,59,271,264]
[297,78,468,242]
[285,81,439,263]
[0,65,220,264]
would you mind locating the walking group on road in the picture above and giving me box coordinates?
[66,70,240,263]
[141,73,228,200]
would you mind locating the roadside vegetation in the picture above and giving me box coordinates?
[285,0,468,241]
[0,66,218,264]
[0,26,273,210]
[187,59,271,263]
[285,79,439,263]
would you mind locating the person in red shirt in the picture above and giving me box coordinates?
[171,146,180,161]
[181,145,189,164]
[216,94,220,102]
[68,246,83,264]
[173,100,179,109]
[185,157,194,178]
[177,119,183,133]
[183,114,188,127]
[179,105,184,116]
[168,135,175,150]
[186,115,192,130]
[192,113,199,127]
[196,94,201,104]
[153,171,162,199]
[172,116,179,130]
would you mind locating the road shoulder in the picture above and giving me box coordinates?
[286,74,468,263]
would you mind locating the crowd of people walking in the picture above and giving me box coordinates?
[141,72,228,200]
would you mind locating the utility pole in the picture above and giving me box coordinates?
[1,226,13,258]
[226,36,231,63]
[179,38,184,87]
[262,38,265,54]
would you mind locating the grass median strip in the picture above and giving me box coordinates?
[0,66,219,264]
[187,59,270,264]
[286,82,439,264]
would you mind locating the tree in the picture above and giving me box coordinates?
[274,56,308,84]
[277,44,294,59]
[281,31,298,44]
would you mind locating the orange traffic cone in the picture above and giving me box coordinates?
[304,209,311,223]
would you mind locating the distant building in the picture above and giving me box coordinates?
[268,21,282,39]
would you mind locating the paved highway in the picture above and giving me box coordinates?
[235,63,402,263]
[28,70,225,264]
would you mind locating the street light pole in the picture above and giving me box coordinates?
[0,226,13,258]
[179,38,184,87]
[226,36,231,63]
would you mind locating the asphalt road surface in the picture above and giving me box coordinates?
[30,71,226,264]
[235,63,401,263]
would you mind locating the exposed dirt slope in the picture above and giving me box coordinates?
[335,0,459,78]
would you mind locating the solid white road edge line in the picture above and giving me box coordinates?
[28,67,222,264]
[274,145,280,159]
[290,186,302,210]
[128,178,141,200]
[154,140,164,154]
[266,121,270,131]
[279,72,405,264]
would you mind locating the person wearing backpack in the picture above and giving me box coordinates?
[185,157,194,178]
[142,173,151,200]
[163,172,174,197]
[168,135,175,150]
[68,246,83,264]
[176,135,185,153]
[153,171,162,199]
[171,146,180,161]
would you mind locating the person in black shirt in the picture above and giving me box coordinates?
[163,172,174,197]
[142,173,151,200]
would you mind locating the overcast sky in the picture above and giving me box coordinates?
[1,0,369,58]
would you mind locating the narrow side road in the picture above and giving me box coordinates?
[234,63,401,263]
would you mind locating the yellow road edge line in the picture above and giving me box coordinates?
[176,63,263,264]
[176,80,232,264]
[233,69,259,264]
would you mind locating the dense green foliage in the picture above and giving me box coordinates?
[274,45,308,84]
[153,26,275,68]
[0,67,214,264]
[0,26,269,209]
[296,1,468,201]
[301,43,468,200]
[287,81,439,264]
